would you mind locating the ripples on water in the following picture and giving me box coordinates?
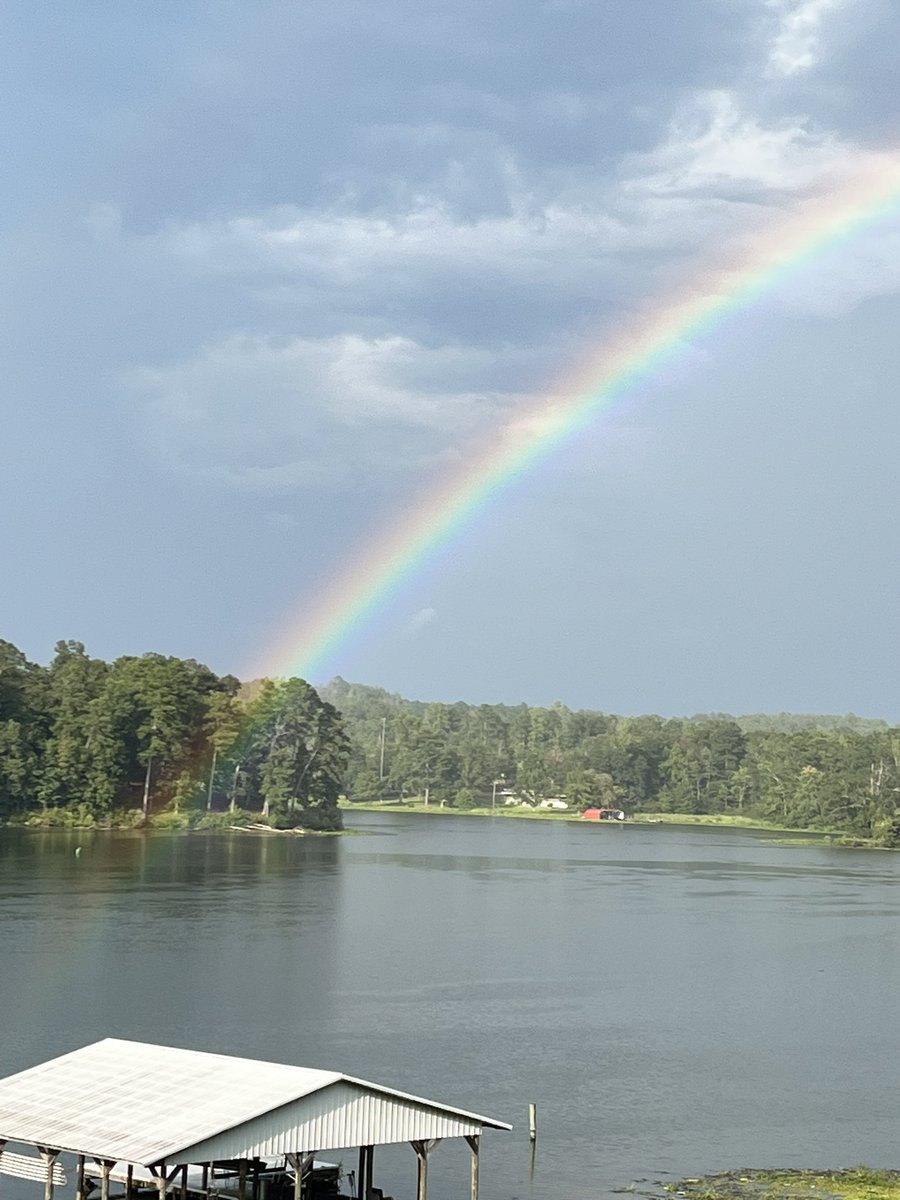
[1,815,898,1200]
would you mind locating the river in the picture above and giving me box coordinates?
[0,813,898,1200]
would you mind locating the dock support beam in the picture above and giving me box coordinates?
[150,1159,180,1200]
[464,1135,480,1200]
[364,1146,374,1200]
[357,1146,371,1200]
[411,1141,427,1200]
[125,1164,134,1200]
[76,1156,86,1200]
[410,1139,441,1200]
[98,1160,112,1200]
[287,1152,316,1200]
[39,1147,60,1200]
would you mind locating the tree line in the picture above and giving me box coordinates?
[3,639,899,845]
[322,678,900,846]
[0,639,348,829]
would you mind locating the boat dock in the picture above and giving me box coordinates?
[0,1040,511,1200]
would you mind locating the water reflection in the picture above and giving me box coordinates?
[0,816,899,1200]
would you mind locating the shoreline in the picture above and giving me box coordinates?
[338,799,846,841]
[2,804,881,848]
[665,1168,900,1200]
[0,812,344,835]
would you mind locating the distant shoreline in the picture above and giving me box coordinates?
[2,804,881,848]
[338,800,850,841]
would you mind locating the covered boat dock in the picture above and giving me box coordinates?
[0,1040,511,1200]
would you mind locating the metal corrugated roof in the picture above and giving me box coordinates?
[0,1040,510,1166]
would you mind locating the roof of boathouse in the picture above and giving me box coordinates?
[0,1039,511,1165]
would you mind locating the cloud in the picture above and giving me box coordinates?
[127,332,532,490]
[266,510,300,530]
[764,0,846,76]
[84,202,123,244]
[619,89,846,200]
[406,607,437,636]
[125,117,900,491]
[119,9,900,498]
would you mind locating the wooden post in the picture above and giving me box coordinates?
[201,1165,209,1197]
[356,1147,367,1200]
[365,1147,375,1200]
[180,1165,188,1200]
[76,1156,86,1200]
[238,1160,248,1200]
[416,1145,427,1200]
[410,1142,429,1200]
[155,1160,167,1200]
[40,1148,60,1200]
[528,1103,537,1142]
[285,1154,302,1200]
[99,1161,111,1200]
[464,1135,480,1200]
[126,1164,134,1200]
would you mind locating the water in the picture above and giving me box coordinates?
[1,814,899,1200]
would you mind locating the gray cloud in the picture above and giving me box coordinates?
[123,72,900,494]
[126,333,533,490]
[764,0,848,77]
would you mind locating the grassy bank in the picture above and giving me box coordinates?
[667,1168,900,1200]
[338,799,836,838]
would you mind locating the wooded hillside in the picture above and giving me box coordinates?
[322,678,900,845]
[0,639,347,829]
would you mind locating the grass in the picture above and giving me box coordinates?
[338,799,835,837]
[339,799,578,820]
[666,1168,900,1200]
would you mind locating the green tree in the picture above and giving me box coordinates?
[241,679,349,829]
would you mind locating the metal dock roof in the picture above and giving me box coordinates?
[0,1039,511,1165]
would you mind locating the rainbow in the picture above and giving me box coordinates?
[252,154,900,682]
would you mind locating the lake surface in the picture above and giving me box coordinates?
[1,813,899,1200]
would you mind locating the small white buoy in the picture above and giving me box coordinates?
[75,847,82,858]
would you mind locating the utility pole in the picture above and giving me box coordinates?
[142,719,158,819]
[207,746,218,811]
[142,757,153,817]
[379,718,387,780]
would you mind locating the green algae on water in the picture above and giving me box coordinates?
[666,1168,900,1200]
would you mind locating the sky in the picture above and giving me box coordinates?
[2,0,900,719]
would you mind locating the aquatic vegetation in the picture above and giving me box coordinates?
[667,1167,900,1200]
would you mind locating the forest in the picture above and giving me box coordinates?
[2,638,900,845]
[0,639,348,829]
[321,678,900,846]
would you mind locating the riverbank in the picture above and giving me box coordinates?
[2,802,866,845]
[338,799,836,839]
[1,810,342,834]
[666,1168,900,1200]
